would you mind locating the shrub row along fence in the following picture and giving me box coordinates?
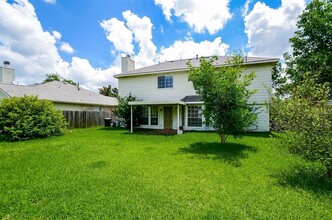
[62,111,111,129]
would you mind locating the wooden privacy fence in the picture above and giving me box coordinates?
[62,111,111,129]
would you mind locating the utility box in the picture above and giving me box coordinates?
[104,118,111,127]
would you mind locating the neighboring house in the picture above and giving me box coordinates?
[0,61,117,122]
[114,55,278,134]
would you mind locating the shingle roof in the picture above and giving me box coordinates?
[114,55,279,78]
[180,95,203,103]
[0,81,117,106]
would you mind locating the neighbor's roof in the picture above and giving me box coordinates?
[114,55,279,78]
[0,81,117,106]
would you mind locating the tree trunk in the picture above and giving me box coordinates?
[327,168,332,178]
[220,133,226,144]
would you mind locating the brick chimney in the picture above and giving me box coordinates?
[121,55,135,74]
[0,61,15,84]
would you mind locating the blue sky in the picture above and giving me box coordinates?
[0,0,307,91]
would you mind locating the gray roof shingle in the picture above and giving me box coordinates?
[114,55,279,78]
[0,81,117,106]
[180,95,203,103]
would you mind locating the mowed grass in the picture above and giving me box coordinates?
[0,128,331,219]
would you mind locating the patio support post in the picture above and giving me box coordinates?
[130,105,133,133]
[177,104,180,135]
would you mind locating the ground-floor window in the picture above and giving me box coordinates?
[187,105,202,127]
[150,106,158,125]
[141,106,149,125]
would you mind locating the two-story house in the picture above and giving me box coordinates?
[114,55,278,134]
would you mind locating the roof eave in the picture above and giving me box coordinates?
[46,99,117,107]
[113,59,279,78]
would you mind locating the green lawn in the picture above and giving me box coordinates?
[0,127,331,219]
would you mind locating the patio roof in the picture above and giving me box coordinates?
[129,100,186,106]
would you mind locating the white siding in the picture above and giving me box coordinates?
[248,104,270,132]
[119,71,196,102]
[245,64,273,104]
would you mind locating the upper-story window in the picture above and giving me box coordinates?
[158,76,173,88]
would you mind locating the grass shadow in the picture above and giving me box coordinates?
[273,163,332,194]
[183,131,272,139]
[123,129,177,136]
[178,142,257,167]
[98,127,127,131]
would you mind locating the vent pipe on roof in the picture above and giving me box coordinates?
[77,82,80,91]
[121,55,135,74]
[196,54,198,60]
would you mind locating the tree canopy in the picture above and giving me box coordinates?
[98,85,118,97]
[113,93,141,129]
[188,55,257,144]
[286,0,332,88]
[43,73,78,86]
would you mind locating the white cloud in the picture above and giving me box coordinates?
[100,18,134,54]
[122,10,157,68]
[158,37,229,61]
[244,0,306,57]
[67,57,120,91]
[52,30,62,40]
[154,0,232,34]
[242,0,253,17]
[42,0,56,4]
[154,0,176,21]
[101,11,229,69]
[0,0,119,91]
[60,42,74,54]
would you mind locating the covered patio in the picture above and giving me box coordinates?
[128,100,186,135]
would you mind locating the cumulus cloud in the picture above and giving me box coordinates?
[60,42,74,54]
[122,10,157,68]
[100,18,134,54]
[42,0,56,4]
[244,0,306,57]
[242,0,253,17]
[52,30,62,40]
[154,0,232,34]
[154,0,176,21]
[101,10,229,69]
[0,0,118,91]
[158,37,229,61]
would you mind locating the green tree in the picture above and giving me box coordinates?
[286,0,332,89]
[0,96,67,141]
[43,73,61,83]
[99,85,118,97]
[62,78,78,86]
[271,62,289,97]
[188,56,258,144]
[43,73,77,86]
[113,93,141,129]
[270,73,332,176]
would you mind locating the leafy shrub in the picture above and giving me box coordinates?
[270,73,332,176]
[113,93,141,129]
[0,96,67,141]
